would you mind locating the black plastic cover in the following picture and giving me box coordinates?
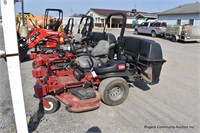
[69,87,96,100]
[73,68,84,81]
[122,36,163,61]
[122,36,166,85]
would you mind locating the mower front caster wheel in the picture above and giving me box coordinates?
[40,97,60,114]
[32,62,37,69]
[98,77,129,106]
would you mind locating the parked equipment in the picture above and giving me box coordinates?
[16,8,64,37]
[134,21,167,37]
[33,42,129,113]
[32,13,166,114]
[165,24,200,42]
[28,15,93,67]
[18,28,65,61]
[16,12,42,38]
[33,36,165,113]
[18,14,94,62]
[30,13,120,69]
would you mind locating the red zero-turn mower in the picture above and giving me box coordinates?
[34,39,130,113]
[33,13,166,114]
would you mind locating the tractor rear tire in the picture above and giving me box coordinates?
[39,97,60,114]
[98,77,129,106]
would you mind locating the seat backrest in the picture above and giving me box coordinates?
[72,34,82,43]
[52,21,61,31]
[91,32,116,45]
[91,32,117,59]
[91,40,109,57]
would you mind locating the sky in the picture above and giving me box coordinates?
[0,0,199,16]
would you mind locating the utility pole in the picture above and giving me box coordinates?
[1,0,28,132]
[21,0,25,26]
[70,9,73,16]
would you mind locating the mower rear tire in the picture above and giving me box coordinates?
[40,97,60,114]
[98,77,129,106]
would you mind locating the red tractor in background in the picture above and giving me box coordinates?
[18,8,64,61]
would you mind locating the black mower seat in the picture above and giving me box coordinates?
[94,60,126,74]
[75,40,110,69]
[72,34,84,43]
[91,32,116,59]
[91,32,116,44]
[60,33,87,51]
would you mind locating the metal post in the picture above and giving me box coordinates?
[110,17,112,28]
[0,0,28,132]
[21,0,25,26]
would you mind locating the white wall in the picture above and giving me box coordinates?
[87,10,134,25]
[158,13,200,26]
[127,18,134,24]
[86,10,104,23]
[63,17,82,26]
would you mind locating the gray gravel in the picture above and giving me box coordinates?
[0,26,200,133]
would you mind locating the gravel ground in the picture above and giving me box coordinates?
[0,25,200,133]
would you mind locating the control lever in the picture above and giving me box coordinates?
[0,50,19,61]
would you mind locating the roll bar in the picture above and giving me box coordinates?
[103,13,127,43]
[77,15,94,36]
[44,8,63,28]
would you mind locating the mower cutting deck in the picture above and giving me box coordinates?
[34,70,101,113]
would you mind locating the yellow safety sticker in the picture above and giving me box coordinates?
[104,24,108,32]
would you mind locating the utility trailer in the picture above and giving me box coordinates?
[165,24,200,42]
